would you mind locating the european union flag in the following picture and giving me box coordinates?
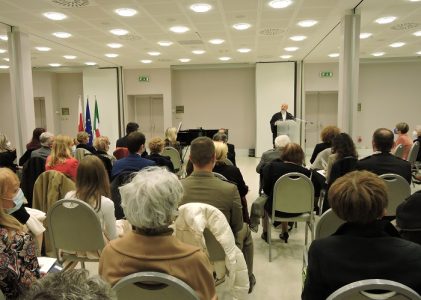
[85,99,93,145]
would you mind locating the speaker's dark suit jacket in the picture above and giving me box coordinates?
[356,152,412,183]
[302,220,421,300]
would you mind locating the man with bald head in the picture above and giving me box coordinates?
[357,128,411,183]
[270,103,294,145]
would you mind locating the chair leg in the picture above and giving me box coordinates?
[304,222,308,246]
[268,217,272,262]
[81,261,86,269]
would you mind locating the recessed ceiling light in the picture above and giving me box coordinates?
[179,58,191,62]
[289,35,307,41]
[114,8,138,17]
[409,0,421,2]
[389,42,405,48]
[63,55,76,59]
[268,0,292,9]
[169,26,190,33]
[237,48,251,53]
[105,53,118,58]
[413,31,421,37]
[189,3,212,13]
[219,57,231,61]
[158,41,173,47]
[52,32,71,39]
[107,43,123,48]
[297,20,318,27]
[192,50,205,54]
[148,51,161,56]
[43,12,67,21]
[371,52,385,57]
[209,39,225,45]
[233,23,251,30]
[280,55,292,59]
[0,35,7,41]
[359,32,372,39]
[140,59,152,64]
[284,47,299,52]
[3,58,9,62]
[417,51,421,55]
[85,62,97,66]
[0,65,9,69]
[109,29,129,36]
[328,53,339,58]
[35,47,51,52]
[0,49,6,54]
[49,63,61,67]
[375,16,396,24]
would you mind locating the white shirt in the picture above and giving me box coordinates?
[281,110,287,121]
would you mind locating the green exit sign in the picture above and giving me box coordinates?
[320,71,333,78]
[139,76,149,82]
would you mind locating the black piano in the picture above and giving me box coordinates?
[177,128,222,146]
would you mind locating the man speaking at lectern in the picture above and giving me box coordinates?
[270,103,294,145]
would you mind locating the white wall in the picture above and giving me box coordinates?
[304,63,339,92]
[171,66,256,151]
[33,72,59,134]
[0,73,15,145]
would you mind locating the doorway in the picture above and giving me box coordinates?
[34,97,46,129]
[304,91,338,154]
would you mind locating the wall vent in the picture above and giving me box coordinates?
[177,40,204,45]
[51,0,95,8]
[259,28,284,36]
[391,23,419,30]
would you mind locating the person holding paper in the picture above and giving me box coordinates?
[270,103,294,145]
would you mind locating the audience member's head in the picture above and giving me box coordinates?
[213,132,228,144]
[94,136,111,153]
[165,127,178,143]
[0,134,12,152]
[320,125,340,145]
[148,137,165,154]
[120,167,182,233]
[331,132,357,160]
[395,122,409,135]
[280,143,305,165]
[76,131,90,144]
[328,170,387,224]
[190,137,215,168]
[274,135,291,150]
[0,168,23,230]
[49,135,73,166]
[39,132,54,148]
[415,125,421,137]
[30,128,46,144]
[214,141,228,162]
[22,269,116,300]
[125,122,139,135]
[126,132,146,154]
[372,128,394,152]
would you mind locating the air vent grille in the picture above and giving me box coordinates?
[177,40,204,45]
[118,35,142,41]
[51,0,92,8]
[391,23,419,30]
[259,28,284,36]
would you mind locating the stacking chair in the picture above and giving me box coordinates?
[408,142,420,181]
[113,147,129,160]
[213,172,228,181]
[394,144,404,158]
[326,279,421,300]
[74,148,92,161]
[380,173,411,217]
[47,199,105,269]
[113,271,199,300]
[162,146,182,175]
[203,228,226,285]
[266,172,315,262]
[223,158,234,166]
[315,209,345,240]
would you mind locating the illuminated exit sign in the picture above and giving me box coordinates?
[320,71,333,78]
[139,75,149,82]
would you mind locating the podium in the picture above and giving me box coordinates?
[275,120,299,143]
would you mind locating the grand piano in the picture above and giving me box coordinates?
[177,128,223,146]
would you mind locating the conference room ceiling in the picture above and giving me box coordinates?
[0,0,420,69]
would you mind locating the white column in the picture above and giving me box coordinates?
[338,11,360,134]
[7,27,35,156]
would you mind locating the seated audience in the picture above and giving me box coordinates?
[396,191,421,245]
[309,125,340,164]
[164,127,182,158]
[23,269,115,300]
[31,132,54,160]
[65,155,118,241]
[325,133,358,182]
[20,128,46,166]
[0,183,40,298]
[111,132,155,178]
[357,128,411,183]
[116,122,139,148]
[94,136,115,179]
[393,122,413,160]
[147,137,174,172]
[99,167,216,300]
[180,137,255,293]
[256,135,290,174]
[76,131,96,154]
[0,134,17,171]
[414,125,421,162]
[45,135,79,181]
[302,171,421,299]
[213,130,236,166]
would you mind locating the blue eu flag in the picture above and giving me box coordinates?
[85,99,93,145]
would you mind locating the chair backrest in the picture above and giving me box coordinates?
[326,279,421,300]
[380,173,411,216]
[74,148,92,161]
[315,209,345,240]
[212,172,227,181]
[394,144,404,158]
[113,147,129,160]
[0,288,5,300]
[273,172,314,217]
[223,158,233,166]
[113,271,200,300]
[47,199,105,259]
[162,147,182,171]
[407,141,420,165]
[203,228,225,261]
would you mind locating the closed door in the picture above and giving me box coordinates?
[34,97,46,128]
[134,95,164,140]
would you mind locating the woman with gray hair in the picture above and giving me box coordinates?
[99,167,216,300]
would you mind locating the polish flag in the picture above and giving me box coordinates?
[78,96,84,132]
